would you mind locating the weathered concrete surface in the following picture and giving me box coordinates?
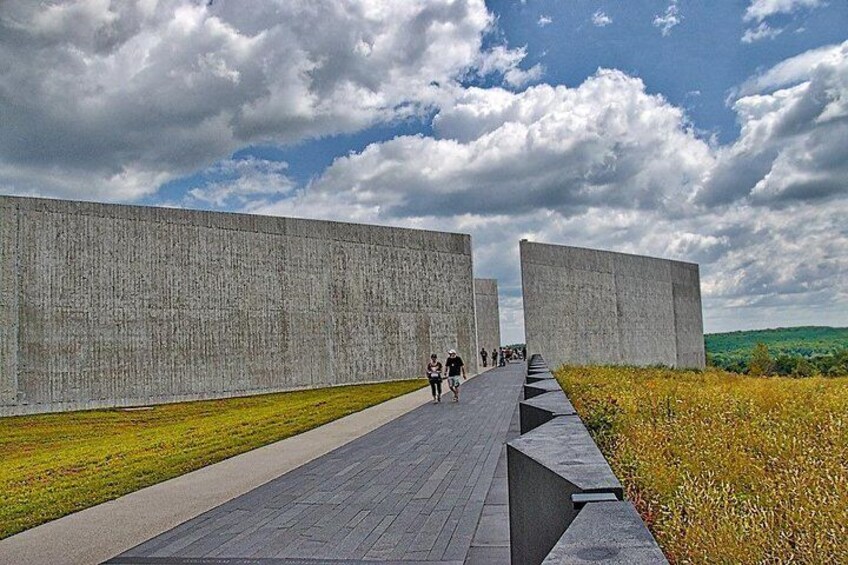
[0,195,478,416]
[474,278,501,354]
[520,241,705,370]
[0,203,17,406]
[507,416,623,565]
[542,501,668,564]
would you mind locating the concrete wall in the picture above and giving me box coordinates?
[473,278,501,359]
[0,195,478,416]
[520,241,704,370]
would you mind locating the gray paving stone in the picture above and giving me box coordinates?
[464,545,511,565]
[469,505,509,547]
[108,365,524,565]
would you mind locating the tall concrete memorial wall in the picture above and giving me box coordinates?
[0,196,478,416]
[473,278,501,354]
[521,240,705,370]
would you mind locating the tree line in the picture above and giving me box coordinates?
[705,326,848,377]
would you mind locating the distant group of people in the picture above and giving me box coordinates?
[480,346,526,367]
[425,349,467,403]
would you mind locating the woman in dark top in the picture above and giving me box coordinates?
[426,353,443,404]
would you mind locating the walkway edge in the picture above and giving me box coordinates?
[0,369,492,565]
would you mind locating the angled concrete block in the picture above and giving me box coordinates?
[542,501,668,564]
[508,417,623,565]
[524,379,562,399]
[526,371,555,383]
[519,391,577,433]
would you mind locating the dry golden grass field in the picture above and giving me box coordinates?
[0,379,424,540]
[557,366,848,564]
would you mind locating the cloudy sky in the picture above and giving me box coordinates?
[1,0,846,343]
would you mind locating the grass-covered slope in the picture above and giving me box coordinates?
[0,379,424,540]
[558,365,848,564]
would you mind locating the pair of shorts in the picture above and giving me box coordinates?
[447,376,461,388]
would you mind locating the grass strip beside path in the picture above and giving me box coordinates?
[557,366,848,564]
[0,379,424,540]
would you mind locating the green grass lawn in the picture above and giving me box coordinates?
[0,379,424,540]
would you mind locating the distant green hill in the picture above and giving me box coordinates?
[705,326,848,375]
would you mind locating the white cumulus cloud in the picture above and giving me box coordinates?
[700,40,848,206]
[0,0,537,201]
[591,11,612,27]
[653,2,681,36]
[742,22,784,43]
[744,0,824,23]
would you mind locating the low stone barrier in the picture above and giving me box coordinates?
[523,379,561,399]
[526,371,555,384]
[528,366,551,375]
[542,500,668,564]
[519,390,576,434]
[507,354,667,565]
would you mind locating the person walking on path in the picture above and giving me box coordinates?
[445,349,466,402]
[426,354,443,404]
[480,347,488,367]
[491,348,498,367]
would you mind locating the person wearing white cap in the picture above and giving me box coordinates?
[444,349,466,402]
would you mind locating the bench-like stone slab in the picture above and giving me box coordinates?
[542,501,668,564]
[528,366,550,375]
[519,390,576,434]
[507,416,623,565]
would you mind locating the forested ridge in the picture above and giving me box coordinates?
[705,326,848,376]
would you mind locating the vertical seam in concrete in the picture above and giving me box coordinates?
[671,281,681,368]
[612,261,623,366]
[13,204,21,404]
[472,282,480,363]
[519,242,528,348]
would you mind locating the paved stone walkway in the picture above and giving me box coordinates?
[108,363,525,564]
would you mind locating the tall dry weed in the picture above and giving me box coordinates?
[558,366,848,564]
